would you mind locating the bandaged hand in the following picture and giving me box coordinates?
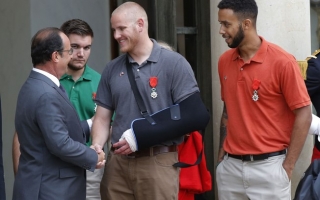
[309,114,320,137]
[119,129,137,152]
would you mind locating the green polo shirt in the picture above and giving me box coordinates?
[60,65,101,146]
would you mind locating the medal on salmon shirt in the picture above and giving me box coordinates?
[150,76,158,98]
[252,79,261,101]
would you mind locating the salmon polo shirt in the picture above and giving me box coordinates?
[218,37,310,155]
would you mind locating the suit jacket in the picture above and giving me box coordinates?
[13,71,98,200]
[305,55,320,151]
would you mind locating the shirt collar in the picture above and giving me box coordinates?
[60,65,91,81]
[32,68,60,86]
[231,36,268,63]
[127,39,162,64]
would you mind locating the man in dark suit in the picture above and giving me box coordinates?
[305,50,320,162]
[13,27,105,200]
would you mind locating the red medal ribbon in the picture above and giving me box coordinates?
[92,92,96,100]
[252,79,261,90]
[149,77,158,88]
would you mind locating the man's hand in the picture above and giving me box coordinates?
[97,150,105,162]
[90,144,103,153]
[216,147,225,168]
[118,129,137,152]
[282,163,293,181]
[96,160,106,169]
[91,144,106,169]
[113,139,133,155]
[217,147,226,162]
[96,150,106,169]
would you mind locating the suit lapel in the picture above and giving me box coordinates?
[29,71,73,108]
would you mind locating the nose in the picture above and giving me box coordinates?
[113,30,120,40]
[219,25,225,35]
[77,48,84,57]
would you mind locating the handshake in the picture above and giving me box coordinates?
[90,144,106,169]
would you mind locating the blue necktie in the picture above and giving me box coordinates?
[59,85,68,97]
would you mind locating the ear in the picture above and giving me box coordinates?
[243,19,252,30]
[51,51,59,63]
[136,18,144,32]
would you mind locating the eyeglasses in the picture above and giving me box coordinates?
[58,48,73,55]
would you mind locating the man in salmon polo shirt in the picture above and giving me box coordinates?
[216,0,312,199]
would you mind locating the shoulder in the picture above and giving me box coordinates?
[266,42,296,61]
[108,54,127,67]
[103,54,127,73]
[307,49,320,75]
[100,54,127,82]
[307,49,320,64]
[296,49,320,80]
[219,48,237,61]
[159,49,188,68]
[161,48,182,57]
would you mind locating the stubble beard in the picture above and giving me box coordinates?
[68,63,85,71]
[228,25,244,48]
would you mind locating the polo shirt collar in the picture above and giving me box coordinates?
[60,64,92,81]
[231,36,267,63]
[127,39,161,64]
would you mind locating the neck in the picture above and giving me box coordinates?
[36,63,60,79]
[238,34,261,62]
[129,38,153,65]
[67,66,85,81]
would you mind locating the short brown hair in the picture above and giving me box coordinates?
[60,19,94,38]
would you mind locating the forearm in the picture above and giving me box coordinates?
[283,105,312,172]
[91,106,112,148]
[91,119,109,147]
[218,103,228,161]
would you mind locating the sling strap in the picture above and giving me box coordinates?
[126,58,156,125]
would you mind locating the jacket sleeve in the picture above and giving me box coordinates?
[81,120,90,143]
[36,92,98,171]
[306,57,320,97]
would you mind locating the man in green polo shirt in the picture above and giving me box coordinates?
[60,19,102,200]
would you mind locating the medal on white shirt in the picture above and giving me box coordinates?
[149,76,158,98]
[252,79,261,102]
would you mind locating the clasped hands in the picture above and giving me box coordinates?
[90,144,106,169]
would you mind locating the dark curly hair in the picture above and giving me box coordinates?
[60,19,94,38]
[217,0,258,26]
[31,27,63,66]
